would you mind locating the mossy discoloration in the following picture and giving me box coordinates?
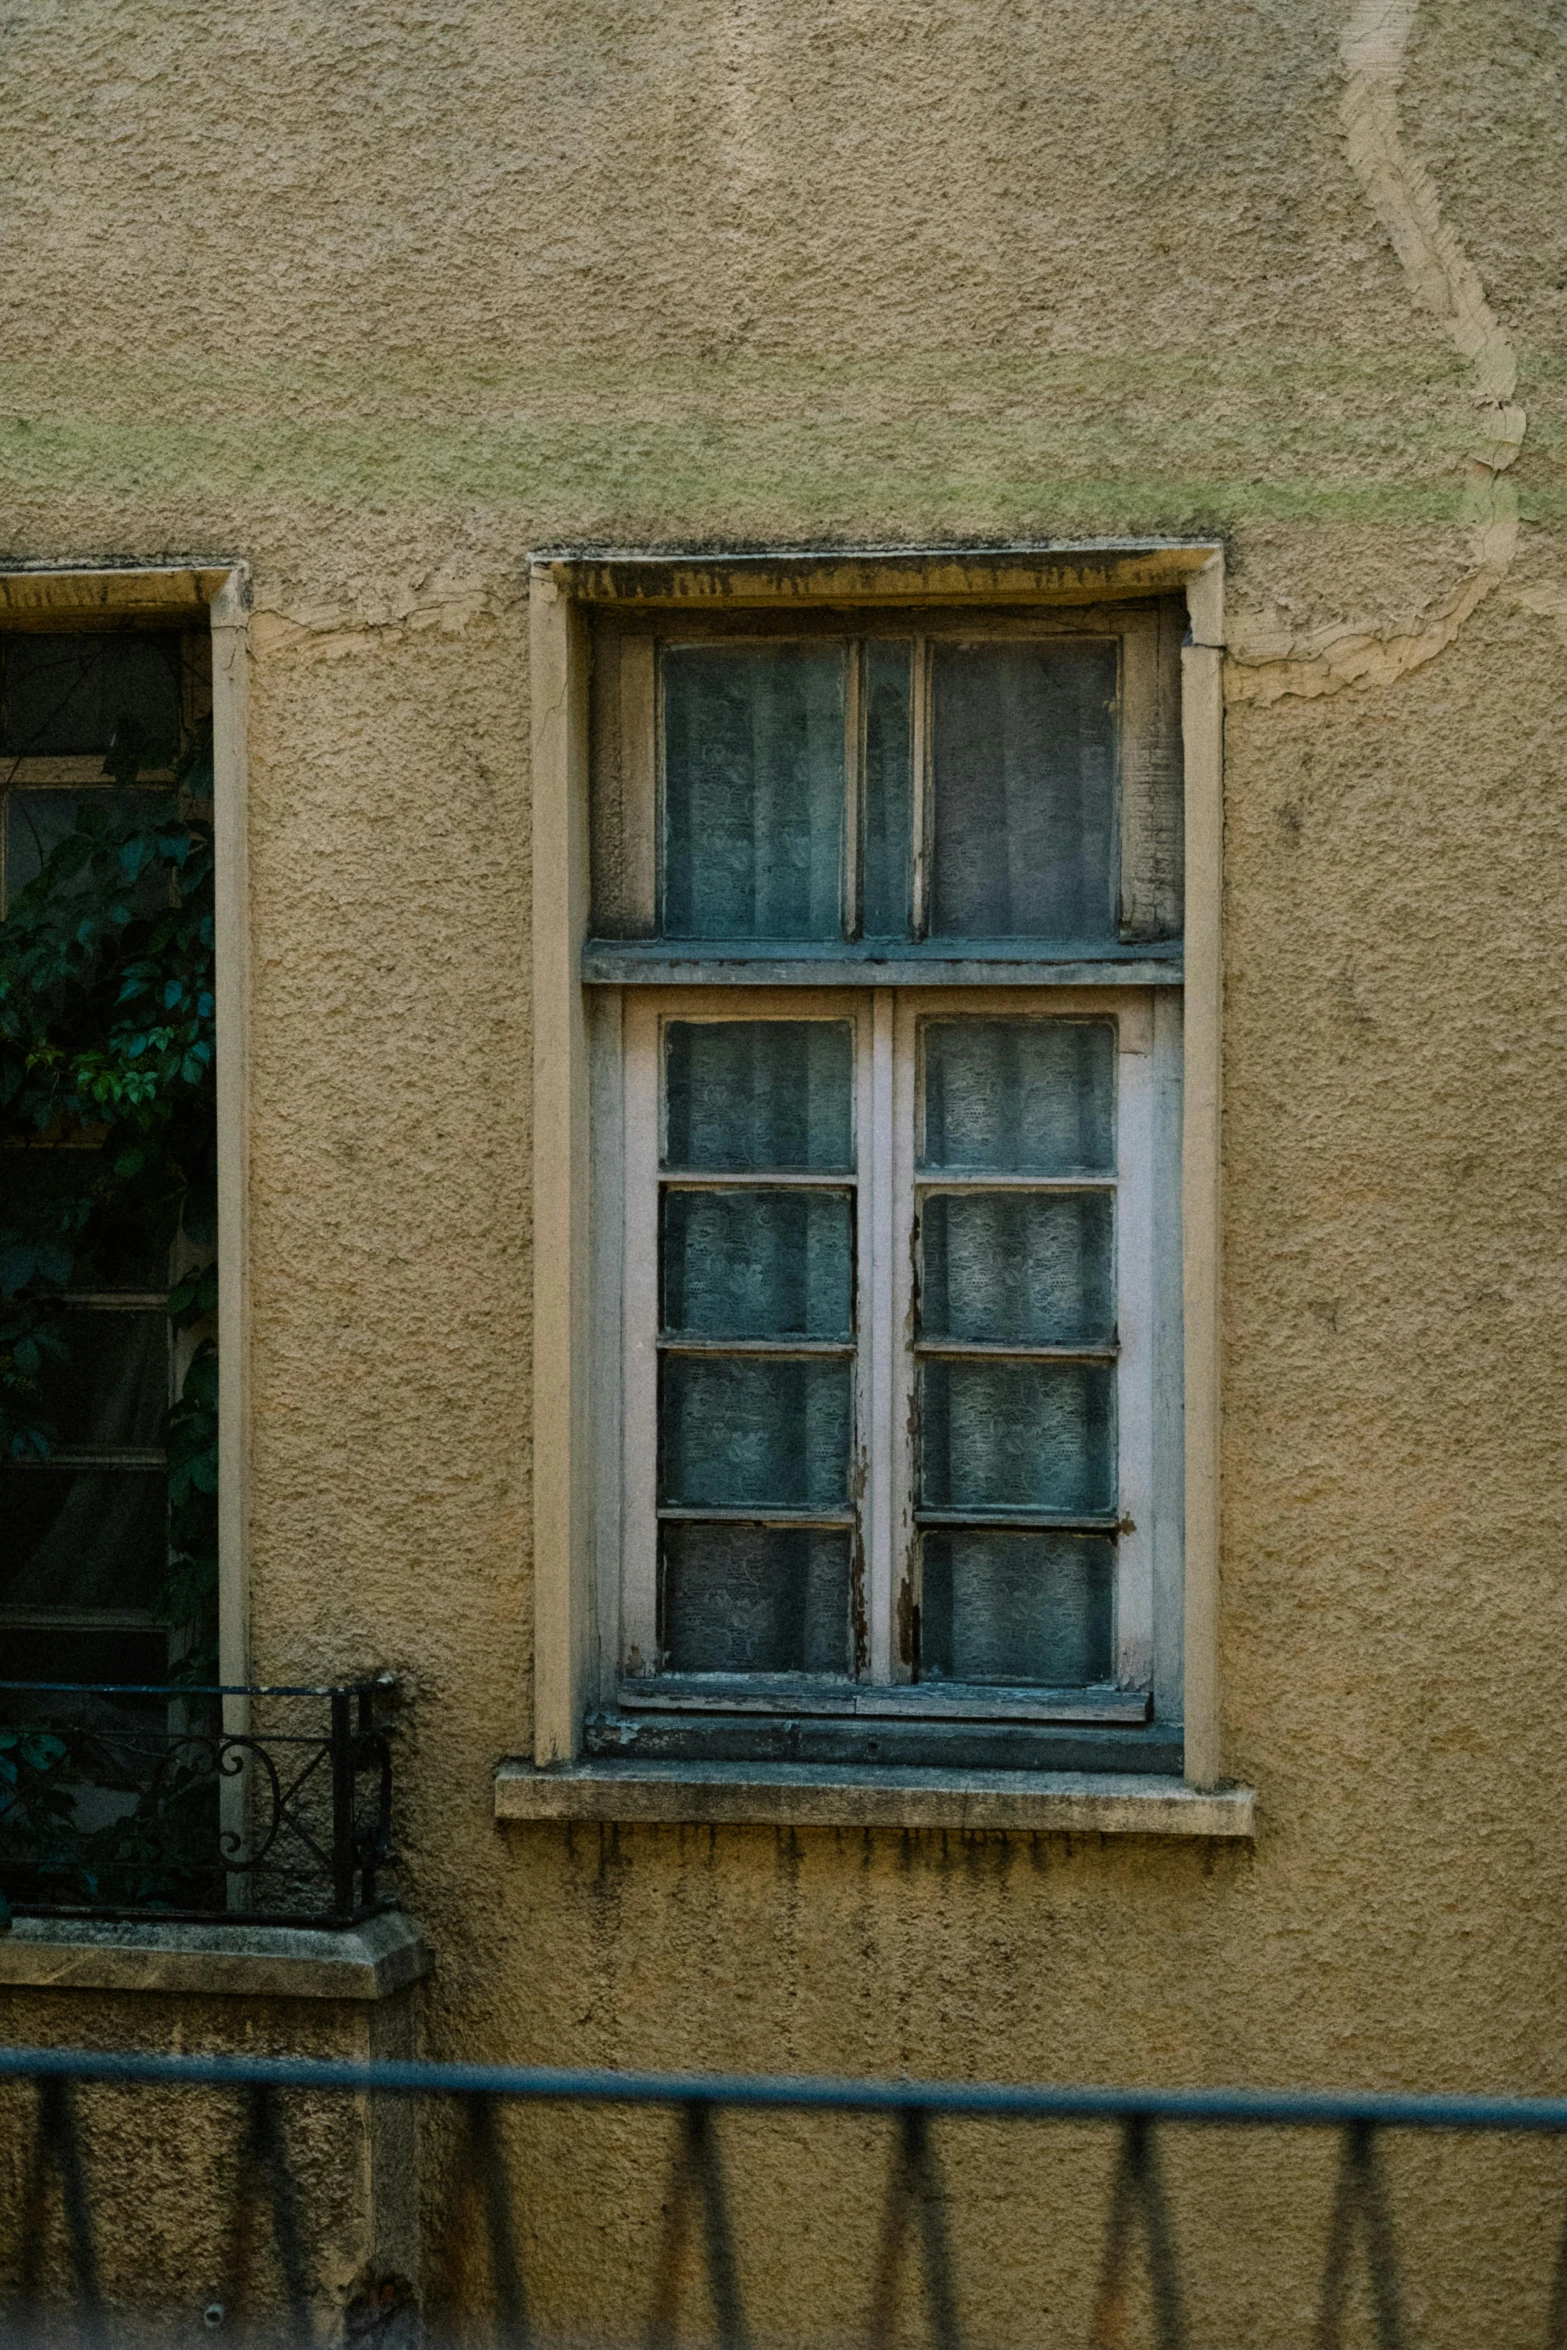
[4,0,1567,2338]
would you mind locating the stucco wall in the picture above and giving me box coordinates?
[4,0,1567,2336]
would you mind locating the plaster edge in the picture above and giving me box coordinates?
[535,542,1223,609]
[0,1909,431,2002]
[1225,0,1523,704]
[0,564,242,619]
[493,1761,1256,1839]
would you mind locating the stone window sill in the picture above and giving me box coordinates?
[0,1908,430,2002]
[495,1759,1255,1839]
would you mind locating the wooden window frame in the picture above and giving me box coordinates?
[0,563,251,1695]
[532,544,1224,1785]
[589,602,1183,961]
[605,985,1172,1726]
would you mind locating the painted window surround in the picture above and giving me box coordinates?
[521,544,1247,1835]
[0,562,251,1700]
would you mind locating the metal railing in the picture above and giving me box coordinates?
[7,2045,1567,2346]
[0,1680,396,1928]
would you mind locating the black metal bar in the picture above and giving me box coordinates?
[328,1687,356,1924]
[1547,2192,1567,2350]
[6,2046,1567,2132]
[0,1680,386,1699]
[689,2103,749,2350]
[236,2084,313,2347]
[356,1683,377,1914]
[0,1679,397,1931]
[1,2045,1565,2350]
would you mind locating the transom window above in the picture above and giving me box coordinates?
[589,604,1184,955]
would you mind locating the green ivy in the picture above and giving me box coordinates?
[0,720,219,1674]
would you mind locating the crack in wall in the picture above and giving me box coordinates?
[246,1,1564,695]
[1225,0,1527,705]
[250,585,508,661]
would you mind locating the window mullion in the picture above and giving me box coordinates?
[844,640,863,942]
[909,638,931,942]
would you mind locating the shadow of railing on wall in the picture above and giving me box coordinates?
[6,2047,1567,2347]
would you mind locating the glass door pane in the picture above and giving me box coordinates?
[657,1019,856,1677]
[913,1014,1119,1686]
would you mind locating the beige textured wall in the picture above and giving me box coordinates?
[5,0,1567,2335]
[0,1988,419,2335]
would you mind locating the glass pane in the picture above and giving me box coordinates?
[0,1466,168,1612]
[920,1192,1113,1346]
[921,1019,1114,1174]
[661,1523,851,1675]
[920,1530,1113,1684]
[4,788,172,911]
[663,1190,852,1339]
[39,1313,168,1448]
[0,1145,169,1290]
[919,1360,1115,1514]
[662,644,846,939]
[0,633,182,759]
[929,640,1118,940]
[661,1356,851,1510]
[862,641,913,938]
[664,1022,853,1172]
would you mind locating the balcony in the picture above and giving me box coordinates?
[0,1678,397,1930]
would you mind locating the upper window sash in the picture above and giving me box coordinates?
[587,603,1185,964]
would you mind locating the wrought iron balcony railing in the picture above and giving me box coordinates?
[0,1678,397,1929]
[5,2047,1567,2346]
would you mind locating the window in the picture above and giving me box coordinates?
[0,625,218,1688]
[580,593,1189,1770]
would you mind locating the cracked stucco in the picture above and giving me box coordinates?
[1227,0,1526,699]
[4,0,1567,2340]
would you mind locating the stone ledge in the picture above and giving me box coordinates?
[495,1759,1256,1839]
[0,1908,430,2002]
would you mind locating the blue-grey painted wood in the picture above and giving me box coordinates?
[582,942,1183,985]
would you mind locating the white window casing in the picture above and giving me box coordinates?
[530,546,1224,1790]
